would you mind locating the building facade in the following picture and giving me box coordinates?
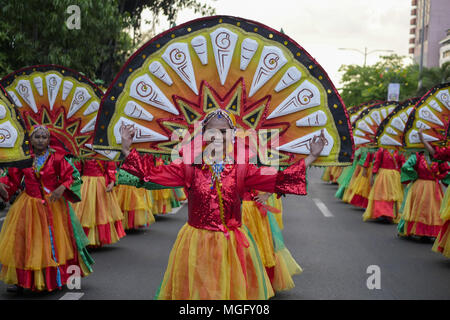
[409,0,450,68]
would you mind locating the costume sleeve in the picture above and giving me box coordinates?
[372,149,383,174]
[104,161,117,186]
[0,167,24,200]
[434,147,450,161]
[400,153,418,184]
[121,148,185,188]
[57,155,82,202]
[396,152,406,169]
[439,162,450,186]
[363,152,373,168]
[244,159,307,196]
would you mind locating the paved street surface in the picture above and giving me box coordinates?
[0,167,449,300]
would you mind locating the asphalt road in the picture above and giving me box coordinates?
[0,167,449,300]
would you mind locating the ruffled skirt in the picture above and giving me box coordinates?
[433,221,450,258]
[397,179,443,237]
[115,184,155,230]
[0,193,94,291]
[155,223,275,300]
[363,168,403,222]
[72,176,126,246]
[349,167,372,208]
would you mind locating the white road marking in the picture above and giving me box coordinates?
[0,216,5,222]
[312,198,334,218]
[59,292,84,300]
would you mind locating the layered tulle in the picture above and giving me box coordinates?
[321,167,331,182]
[363,168,403,222]
[348,168,373,208]
[433,221,450,257]
[397,179,443,237]
[115,184,155,229]
[342,165,362,203]
[0,193,93,291]
[330,166,343,183]
[440,187,450,221]
[151,189,175,215]
[155,223,275,300]
[268,194,284,230]
[72,176,126,246]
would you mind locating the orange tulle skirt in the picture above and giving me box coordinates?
[151,189,174,215]
[0,193,93,291]
[155,223,275,300]
[72,176,126,246]
[330,166,343,183]
[399,179,443,237]
[363,168,403,222]
[115,184,155,230]
[322,167,331,182]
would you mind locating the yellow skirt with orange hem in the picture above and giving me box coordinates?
[363,168,403,223]
[72,176,126,246]
[432,187,450,257]
[115,184,155,230]
[398,179,443,237]
[155,223,274,300]
[151,189,174,215]
[322,167,331,182]
[0,193,93,291]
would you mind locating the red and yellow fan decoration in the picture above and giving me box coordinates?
[375,98,419,148]
[403,82,450,148]
[0,65,118,160]
[349,100,384,125]
[93,16,354,166]
[352,101,398,147]
[0,84,31,167]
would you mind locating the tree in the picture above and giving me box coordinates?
[417,61,450,96]
[0,0,215,85]
[338,54,420,108]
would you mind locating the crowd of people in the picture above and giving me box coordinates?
[324,129,450,259]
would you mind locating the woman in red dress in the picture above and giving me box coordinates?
[0,125,94,292]
[119,109,326,300]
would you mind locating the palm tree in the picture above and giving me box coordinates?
[417,62,450,96]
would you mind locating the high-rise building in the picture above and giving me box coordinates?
[409,0,450,68]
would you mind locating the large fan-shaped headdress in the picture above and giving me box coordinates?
[93,16,354,166]
[348,100,384,125]
[0,65,118,160]
[352,101,398,147]
[0,84,31,167]
[375,98,419,148]
[403,82,450,148]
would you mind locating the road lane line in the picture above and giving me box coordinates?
[312,198,334,218]
[59,292,84,300]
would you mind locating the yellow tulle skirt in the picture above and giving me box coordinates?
[155,223,275,300]
[115,184,155,230]
[322,167,331,182]
[268,194,284,230]
[440,187,450,221]
[363,168,403,222]
[342,165,362,203]
[348,168,372,208]
[72,176,126,246]
[433,220,450,258]
[330,166,343,183]
[0,193,92,291]
[151,189,174,215]
[399,180,443,237]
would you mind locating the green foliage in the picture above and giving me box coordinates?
[0,0,215,84]
[339,54,420,108]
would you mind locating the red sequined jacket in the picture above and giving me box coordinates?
[122,149,306,232]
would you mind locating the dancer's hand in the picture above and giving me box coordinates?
[0,183,9,199]
[50,185,66,202]
[305,130,327,167]
[106,182,114,192]
[121,125,136,158]
[255,192,271,204]
[418,128,435,156]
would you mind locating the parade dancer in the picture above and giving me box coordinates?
[363,148,405,223]
[72,159,126,246]
[0,125,93,292]
[119,109,326,300]
[420,130,450,257]
[397,151,447,239]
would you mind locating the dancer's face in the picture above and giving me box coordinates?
[204,116,233,156]
[30,129,50,154]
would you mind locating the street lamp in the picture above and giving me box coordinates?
[339,47,395,67]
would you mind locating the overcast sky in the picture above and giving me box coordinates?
[141,0,412,88]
